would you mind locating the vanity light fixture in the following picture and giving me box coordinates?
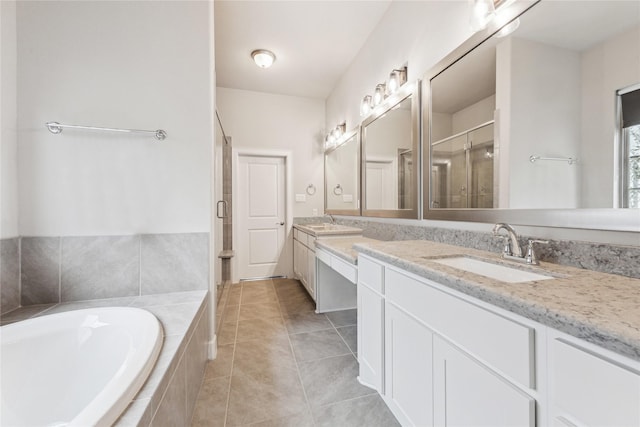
[325,123,346,150]
[388,67,408,94]
[373,83,387,106]
[360,95,373,117]
[469,0,496,32]
[251,49,276,68]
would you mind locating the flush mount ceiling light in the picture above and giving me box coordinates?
[251,49,276,68]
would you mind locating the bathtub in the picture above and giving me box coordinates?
[1,307,163,427]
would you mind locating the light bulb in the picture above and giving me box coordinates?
[495,18,520,38]
[373,83,386,106]
[388,72,399,94]
[469,0,496,32]
[360,95,372,117]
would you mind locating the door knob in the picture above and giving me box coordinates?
[276,222,284,226]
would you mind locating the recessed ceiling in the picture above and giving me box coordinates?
[214,1,392,99]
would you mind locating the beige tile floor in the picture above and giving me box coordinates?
[191,278,400,427]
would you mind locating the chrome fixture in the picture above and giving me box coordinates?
[469,0,495,31]
[493,223,548,265]
[529,155,577,165]
[251,49,276,68]
[388,67,408,94]
[492,223,523,258]
[327,213,336,224]
[373,83,387,106]
[360,95,373,117]
[333,184,343,195]
[325,122,346,150]
[45,121,166,141]
[306,184,316,195]
[525,239,549,265]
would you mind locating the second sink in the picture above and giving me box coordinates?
[432,256,555,283]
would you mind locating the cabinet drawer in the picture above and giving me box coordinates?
[358,255,384,294]
[331,256,357,283]
[316,248,332,265]
[551,338,640,426]
[307,235,316,251]
[386,267,535,389]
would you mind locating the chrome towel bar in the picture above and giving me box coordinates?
[529,155,576,165]
[45,121,167,141]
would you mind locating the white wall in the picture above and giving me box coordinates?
[216,87,326,218]
[326,1,471,132]
[497,37,581,209]
[17,1,214,236]
[581,24,640,208]
[452,95,495,134]
[1,0,19,239]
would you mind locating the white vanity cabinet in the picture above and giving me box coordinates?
[357,256,385,392]
[433,335,535,427]
[358,253,640,427]
[293,228,315,299]
[382,261,535,427]
[548,332,640,427]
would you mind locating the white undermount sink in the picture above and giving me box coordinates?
[432,256,555,283]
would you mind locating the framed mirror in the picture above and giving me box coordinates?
[423,0,640,231]
[325,128,361,215]
[362,82,421,218]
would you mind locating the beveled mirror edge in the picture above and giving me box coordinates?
[421,0,640,232]
[362,81,421,219]
[325,128,362,216]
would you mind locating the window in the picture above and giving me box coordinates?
[619,86,640,208]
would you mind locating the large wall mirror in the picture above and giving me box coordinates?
[362,82,420,218]
[423,0,640,231]
[325,129,360,215]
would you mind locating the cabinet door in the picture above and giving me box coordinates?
[433,336,535,427]
[549,338,640,427]
[385,303,433,427]
[307,248,316,300]
[293,239,302,279]
[357,282,384,392]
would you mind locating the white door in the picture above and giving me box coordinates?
[237,155,286,280]
[366,159,395,209]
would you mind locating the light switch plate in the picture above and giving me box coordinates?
[343,194,353,202]
[295,194,306,202]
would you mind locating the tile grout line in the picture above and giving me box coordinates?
[327,316,358,358]
[272,280,318,427]
[222,283,242,427]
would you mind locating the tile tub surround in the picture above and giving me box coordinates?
[0,238,20,314]
[294,217,640,279]
[354,239,640,361]
[192,278,399,427]
[0,232,209,310]
[1,290,209,426]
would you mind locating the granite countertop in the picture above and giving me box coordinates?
[353,239,640,362]
[315,236,381,264]
[294,223,362,237]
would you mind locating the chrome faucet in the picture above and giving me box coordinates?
[327,213,336,224]
[492,223,523,258]
[492,223,548,265]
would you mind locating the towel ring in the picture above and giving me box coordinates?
[333,184,343,195]
[306,184,316,195]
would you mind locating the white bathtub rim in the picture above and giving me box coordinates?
[73,309,163,427]
[2,307,164,427]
